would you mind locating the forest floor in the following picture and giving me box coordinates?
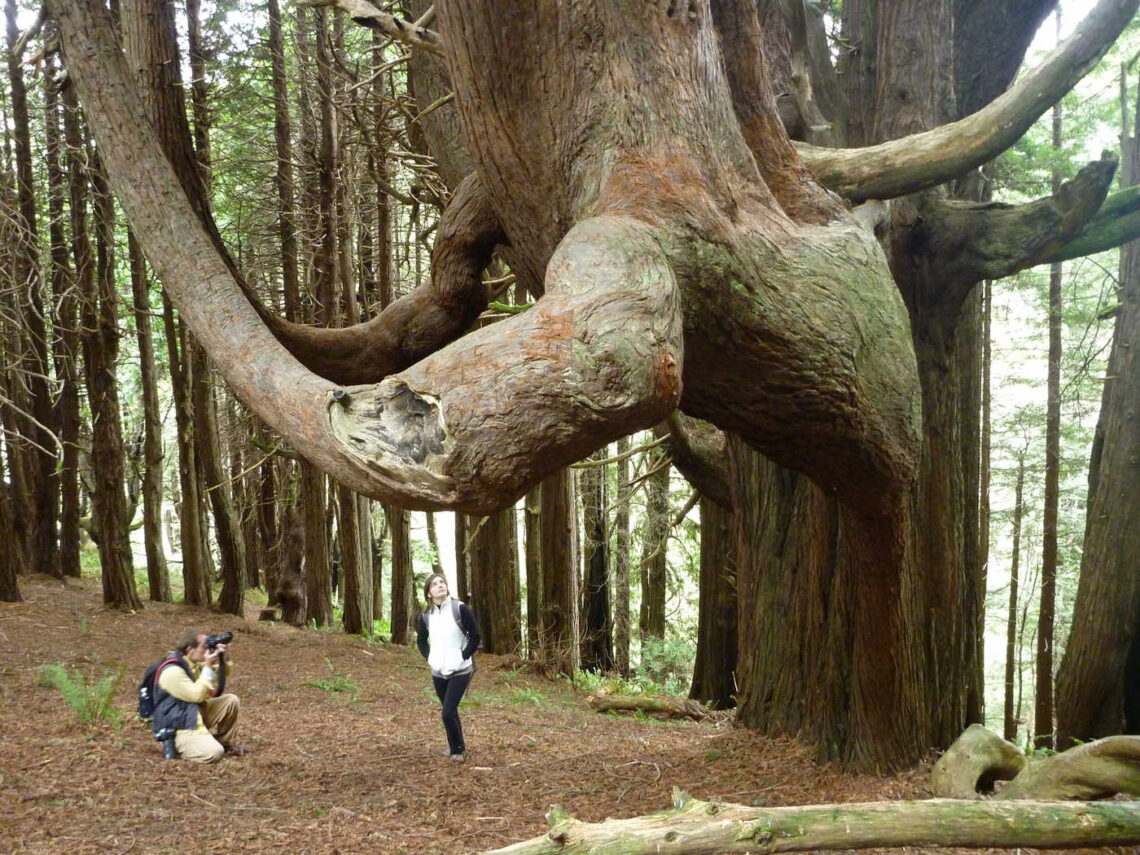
[0,575,1132,855]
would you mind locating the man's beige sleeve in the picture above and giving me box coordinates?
[157,663,217,703]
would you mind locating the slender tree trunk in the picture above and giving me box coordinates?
[372,509,387,625]
[129,232,171,602]
[524,489,541,658]
[614,436,632,677]
[267,0,300,321]
[1035,89,1065,752]
[425,513,444,575]
[639,454,670,647]
[388,505,414,644]
[1004,454,1026,743]
[468,507,521,653]
[163,294,209,605]
[86,156,141,610]
[690,496,736,708]
[258,454,281,598]
[120,0,215,605]
[455,512,470,601]
[978,277,993,720]
[44,55,82,581]
[6,0,58,580]
[0,448,20,600]
[183,0,246,616]
[339,484,372,634]
[539,468,578,674]
[580,452,613,672]
[302,463,333,626]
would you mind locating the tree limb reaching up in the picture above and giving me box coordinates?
[795,0,1139,201]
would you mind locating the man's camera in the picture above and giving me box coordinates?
[205,631,233,652]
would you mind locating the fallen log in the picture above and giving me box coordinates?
[586,694,713,721]
[477,789,1140,854]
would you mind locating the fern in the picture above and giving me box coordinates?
[38,663,126,726]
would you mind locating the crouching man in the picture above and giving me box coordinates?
[153,628,246,762]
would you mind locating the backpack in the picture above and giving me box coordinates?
[136,656,181,721]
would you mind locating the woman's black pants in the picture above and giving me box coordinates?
[433,671,472,755]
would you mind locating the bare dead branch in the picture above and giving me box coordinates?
[301,0,443,56]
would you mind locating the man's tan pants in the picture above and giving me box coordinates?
[174,694,240,764]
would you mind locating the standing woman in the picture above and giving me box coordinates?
[416,573,481,761]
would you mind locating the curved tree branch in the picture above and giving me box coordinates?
[658,413,731,510]
[49,0,681,514]
[1038,182,1140,264]
[262,171,505,385]
[918,156,1118,288]
[997,735,1140,801]
[797,0,1139,201]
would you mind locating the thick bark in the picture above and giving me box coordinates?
[1056,77,1140,746]
[338,487,372,635]
[468,507,521,654]
[538,469,578,674]
[119,0,211,605]
[689,497,736,709]
[302,463,333,626]
[476,792,1140,855]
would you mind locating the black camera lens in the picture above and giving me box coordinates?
[205,631,233,651]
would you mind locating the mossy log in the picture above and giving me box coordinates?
[587,694,713,721]
[477,789,1140,854]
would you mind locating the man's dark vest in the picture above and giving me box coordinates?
[151,653,203,735]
